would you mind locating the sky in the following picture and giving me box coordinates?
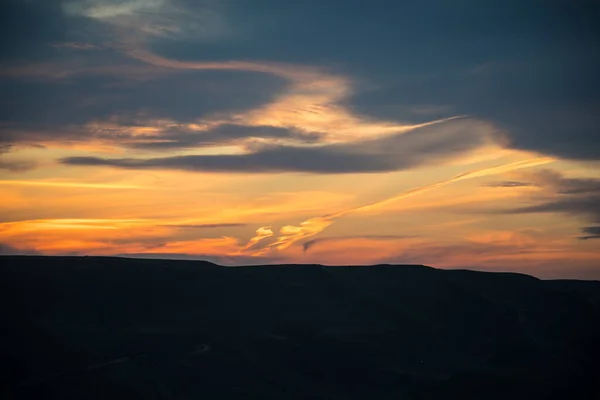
[1,0,599,279]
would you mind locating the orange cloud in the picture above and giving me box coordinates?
[240,226,274,252]
[123,44,468,148]
[0,217,242,257]
[0,180,146,189]
[246,157,556,256]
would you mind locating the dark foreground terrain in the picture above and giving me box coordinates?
[1,256,599,399]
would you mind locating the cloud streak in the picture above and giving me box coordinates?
[506,169,600,230]
[163,223,248,229]
[121,44,469,146]
[579,226,600,240]
[339,157,555,216]
[241,157,555,255]
[0,180,146,189]
[3,1,473,164]
[63,0,166,20]
[484,181,533,188]
[60,118,501,173]
[63,0,229,41]
[240,226,274,253]
[55,1,474,153]
[303,235,413,253]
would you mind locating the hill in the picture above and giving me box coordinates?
[1,256,599,399]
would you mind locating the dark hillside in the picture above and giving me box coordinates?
[1,256,599,399]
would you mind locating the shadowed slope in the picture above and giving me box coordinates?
[1,256,599,399]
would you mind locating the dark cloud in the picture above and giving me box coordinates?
[60,118,493,173]
[123,124,320,150]
[485,181,532,188]
[578,226,600,240]
[516,196,600,224]
[0,159,37,172]
[303,235,413,253]
[484,174,600,192]
[51,42,98,51]
[345,59,600,161]
[341,2,600,161]
[531,170,600,195]
[0,242,40,256]
[0,70,287,147]
[0,144,37,171]
[0,0,67,62]
[3,0,598,161]
[150,0,600,160]
[504,171,600,234]
[158,1,598,70]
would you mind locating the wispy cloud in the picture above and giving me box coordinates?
[0,160,37,172]
[241,157,555,255]
[119,124,321,150]
[63,0,166,20]
[52,1,475,156]
[0,242,40,256]
[0,145,36,171]
[484,181,533,188]
[0,180,146,189]
[163,223,248,229]
[63,0,232,41]
[240,226,274,253]
[506,169,600,228]
[0,217,242,257]
[5,0,486,166]
[1,218,149,231]
[303,235,414,253]
[345,157,555,215]
[579,226,600,240]
[52,42,99,50]
[515,169,600,195]
[60,118,502,173]
[124,46,465,146]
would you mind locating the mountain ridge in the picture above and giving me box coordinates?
[2,255,599,399]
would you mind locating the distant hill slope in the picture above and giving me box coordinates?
[1,256,599,399]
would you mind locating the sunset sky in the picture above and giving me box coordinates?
[1,0,599,278]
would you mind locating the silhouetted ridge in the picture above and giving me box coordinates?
[1,256,599,399]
